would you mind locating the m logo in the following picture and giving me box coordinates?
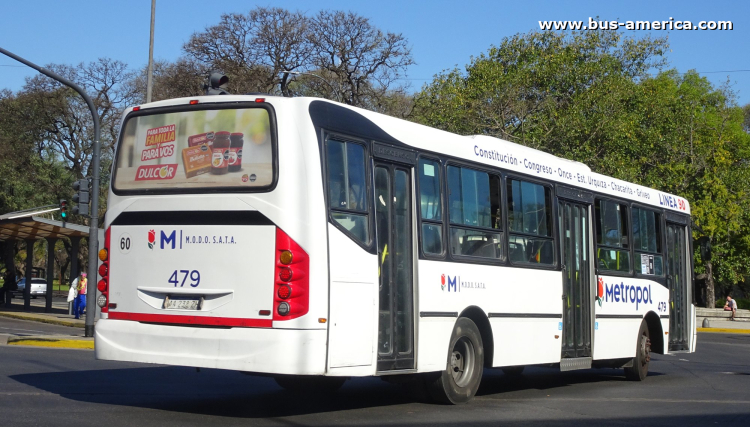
[447,275,459,292]
[160,230,177,249]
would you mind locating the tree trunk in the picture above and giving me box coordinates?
[705,260,715,308]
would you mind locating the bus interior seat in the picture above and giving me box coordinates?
[461,238,495,258]
[509,241,525,262]
[422,226,442,254]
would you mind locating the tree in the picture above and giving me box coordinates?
[743,103,750,133]
[128,58,208,103]
[413,30,668,151]
[308,10,414,108]
[16,58,138,222]
[0,90,72,214]
[184,7,312,96]
[182,6,414,110]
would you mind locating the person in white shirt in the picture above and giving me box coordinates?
[724,296,737,321]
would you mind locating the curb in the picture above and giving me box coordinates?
[6,337,94,349]
[0,312,85,328]
[697,327,750,334]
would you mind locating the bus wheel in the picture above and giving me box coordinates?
[624,320,651,381]
[426,317,484,404]
[501,366,524,376]
[273,375,346,393]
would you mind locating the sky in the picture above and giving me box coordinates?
[1,0,749,105]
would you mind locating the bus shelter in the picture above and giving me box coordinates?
[0,208,90,313]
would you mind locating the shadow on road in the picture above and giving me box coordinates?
[10,364,664,419]
[476,365,657,396]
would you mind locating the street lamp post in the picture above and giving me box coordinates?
[146,0,156,103]
[0,47,102,337]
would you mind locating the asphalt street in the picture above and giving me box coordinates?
[0,327,748,426]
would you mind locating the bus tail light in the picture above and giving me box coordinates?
[98,226,111,312]
[279,267,292,282]
[273,227,309,321]
[277,284,291,300]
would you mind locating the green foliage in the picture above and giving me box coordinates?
[413,30,750,303]
[715,299,750,310]
[0,90,75,214]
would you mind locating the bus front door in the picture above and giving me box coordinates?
[666,222,690,351]
[558,200,593,363]
[374,163,415,371]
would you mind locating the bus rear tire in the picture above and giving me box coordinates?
[273,375,346,393]
[426,317,484,404]
[624,320,651,381]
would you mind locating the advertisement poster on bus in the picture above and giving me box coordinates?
[114,108,273,191]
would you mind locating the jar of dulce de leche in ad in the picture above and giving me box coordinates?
[228,133,244,172]
[211,131,231,175]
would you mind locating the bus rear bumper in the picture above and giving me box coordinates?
[95,318,328,375]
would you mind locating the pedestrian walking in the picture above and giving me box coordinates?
[74,273,87,319]
[67,276,78,305]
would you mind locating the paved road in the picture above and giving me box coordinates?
[0,332,748,426]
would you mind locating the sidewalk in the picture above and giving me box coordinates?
[0,301,94,349]
[697,318,750,334]
[0,302,86,328]
[696,307,750,334]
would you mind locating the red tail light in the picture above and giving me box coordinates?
[99,226,111,313]
[273,227,309,321]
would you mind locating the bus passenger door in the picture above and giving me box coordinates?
[374,162,415,371]
[666,222,690,351]
[558,199,593,362]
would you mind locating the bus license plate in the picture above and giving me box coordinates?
[165,298,200,310]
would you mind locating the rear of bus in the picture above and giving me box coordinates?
[95,96,331,375]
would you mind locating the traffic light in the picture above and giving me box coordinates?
[72,178,90,216]
[205,72,229,95]
[59,200,67,224]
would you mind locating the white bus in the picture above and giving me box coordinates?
[95,95,696,404]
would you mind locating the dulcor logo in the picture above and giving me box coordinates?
[147,230,155,249]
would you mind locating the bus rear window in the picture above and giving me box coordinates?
[114,106,273,192]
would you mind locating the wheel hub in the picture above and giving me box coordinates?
[639,334,652,366]
[450,337,475,387]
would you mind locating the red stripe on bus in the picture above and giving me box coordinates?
[108,312,273,328]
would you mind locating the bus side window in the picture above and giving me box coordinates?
[326,139,369,244]
[632,207,663,276]
[507,178,554,266]
[419,158,443,255]
[447,165,503,260]
[595,199,630,273]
